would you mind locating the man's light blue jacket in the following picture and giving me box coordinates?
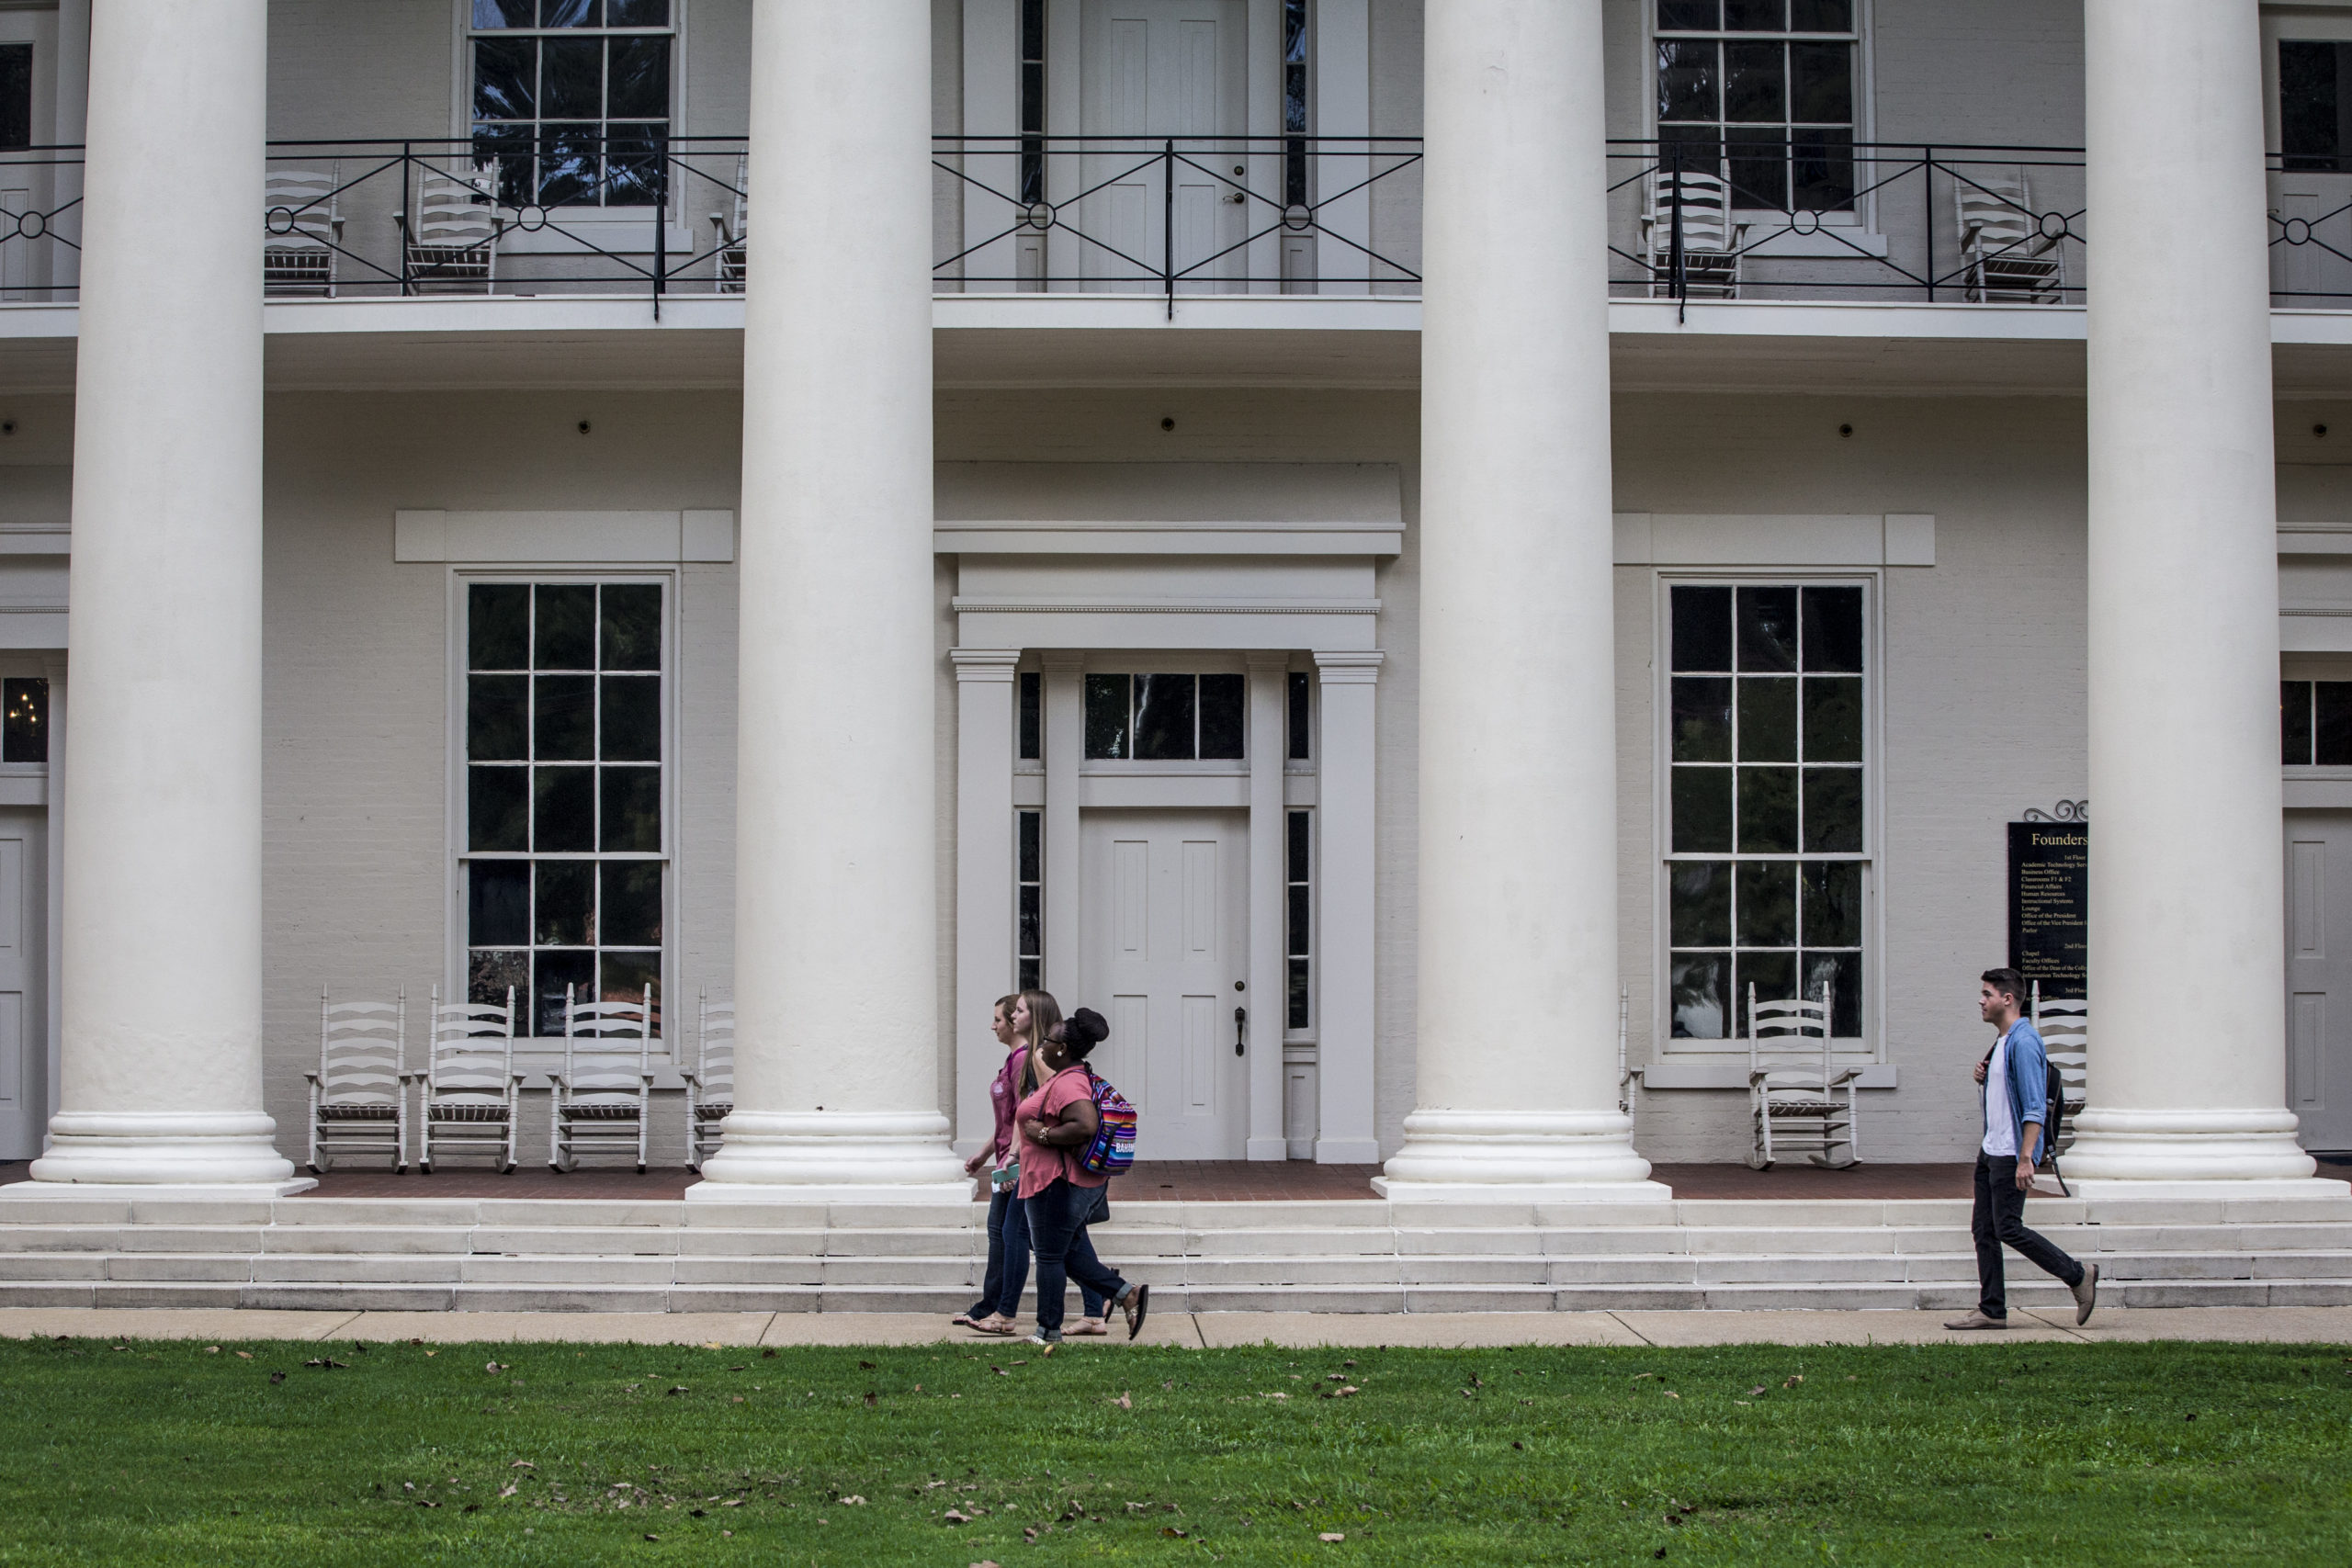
[1984,1018,2051,1156]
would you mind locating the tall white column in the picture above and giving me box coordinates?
[952,649,1020,1155]
[1244,652,1288,1159]
[2066,0,2328,1190]
[28,1,297,1190]
[1376,0,1665,1201]
[691,0,967,1201]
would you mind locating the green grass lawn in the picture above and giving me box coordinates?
[1,1335,2348,1565]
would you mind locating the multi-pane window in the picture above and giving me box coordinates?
[464,581,665,1038]
[1084,673,1246,761]
[469,1,674,209]
[1286,809,1312,1029]
[1655,0,1858,212]
[2283,680,2352,764]
[1018,671,1042,761]
[1287,671,1312,761]
[2,679,44,763]
[1668,583,1866,1041]
[1016,809,1044,993]
[2282,41,2352,173]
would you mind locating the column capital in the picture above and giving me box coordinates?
[1040,650,1086,676]
[949,648,1022,682]
[1247,650,1295,673]
[1313,649,1384,684]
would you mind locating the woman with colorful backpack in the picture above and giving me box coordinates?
[1014,1007,1148,1345]
[959,989,1114,1337]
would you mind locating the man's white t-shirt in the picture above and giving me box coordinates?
[1982,1022,2018,1158]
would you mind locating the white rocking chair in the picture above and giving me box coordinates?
[264,164,342,297]
[709,152,746,293]
[306,987,407,1173]
[550,982,656,1174]
[1747,981,1862,1169]
[1955,166,2066,303]
[1616,983,1638,1118]
[2031,982,2089,1168]
[418,984,521,1174]
[682,987,733,1172]
[400,164,502,294]
[1642,167,1746,299]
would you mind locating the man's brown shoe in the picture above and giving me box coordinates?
[2072,1263,2099,1325]
[1942,1311,2008,1331]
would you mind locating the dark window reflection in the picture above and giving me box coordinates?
[1,677,45,764]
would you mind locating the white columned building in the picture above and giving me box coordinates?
[689,0,967,1201]
[25,0,297,1192]
[1375,0,1665,1201]
[2067,0,2335,1192]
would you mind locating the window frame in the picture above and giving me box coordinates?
[1651,569,1883,1059]
[2264,10,2352,164]
[446,568,680,1056]
[450,0,687,220]
[1645,0,1877,227]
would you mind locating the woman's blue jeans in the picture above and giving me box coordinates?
[973,1184,1108,1322]
[1023,1178,1128,1340]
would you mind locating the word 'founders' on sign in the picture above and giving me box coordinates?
[2009,820,2087,998]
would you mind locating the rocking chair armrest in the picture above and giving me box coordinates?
[303,1071,323,1085]
[1823,1066,1866,1087]
[677,1066,703,1085]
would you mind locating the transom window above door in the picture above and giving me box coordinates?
[469,0,674,209]
[1084,673,1246,761]
[1655,0,1858,213]
[1666,582,1867,1042]
[463,581,666,1038]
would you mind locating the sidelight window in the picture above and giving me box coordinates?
[2,679,44,764]
[1016,809,1044,993]
[1287,809,1312,1030]
[462,580,666,1037]
[469,0,674,209]
[1665,581,1867,1042]
[1655,0,1858,213]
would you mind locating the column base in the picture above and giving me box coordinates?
[2061,1106,2324,1183]
[685,1109,976,1204]
[1374,1109,1673,1201]
[27,1111,300,1188]
[1245,1136,1290,1162]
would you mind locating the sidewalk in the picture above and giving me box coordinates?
[3,1304,2348,1348]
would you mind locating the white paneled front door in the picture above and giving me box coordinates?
[2288,811,2352,1152]
[0,807,43,1159]
[1080,0,1248,293]
[1082,808,1248,1160]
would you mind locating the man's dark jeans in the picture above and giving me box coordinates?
[1023,1178,1129,1340]
[1972,1149,2084,1318]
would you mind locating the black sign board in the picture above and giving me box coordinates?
[2008,821,2088,998]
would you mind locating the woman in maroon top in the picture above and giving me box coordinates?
[952,993,1023,1331]
[1016,1008,1148,1345]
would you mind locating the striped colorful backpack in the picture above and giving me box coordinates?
[1080,1066,1137,1177]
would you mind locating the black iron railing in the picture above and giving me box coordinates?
[0,133,2343,311]
[1607,140,2087,314]
[933,134,1424,308]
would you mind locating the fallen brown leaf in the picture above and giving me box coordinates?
[944,1508,971,1524]
[1162,1527,1188,1539]
[233,1351,253,1360]
[1113,1392,1132,1409]
[858,1359,876,1370]
[1749,1385,1768,1396]
[1783,1374,1804,1388]
[1319,1532,1346,1543]
[1663,1391,1680,1400]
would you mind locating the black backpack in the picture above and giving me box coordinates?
[1979,1041,2071,1195]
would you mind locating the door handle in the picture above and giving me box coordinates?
[1233,1005,1247,1057]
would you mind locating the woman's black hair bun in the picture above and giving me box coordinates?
[1067,1008,1109,1049]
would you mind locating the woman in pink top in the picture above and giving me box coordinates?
[1015,1008,1148,1345]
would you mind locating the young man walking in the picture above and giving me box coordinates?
[1945,968,2098,1330]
